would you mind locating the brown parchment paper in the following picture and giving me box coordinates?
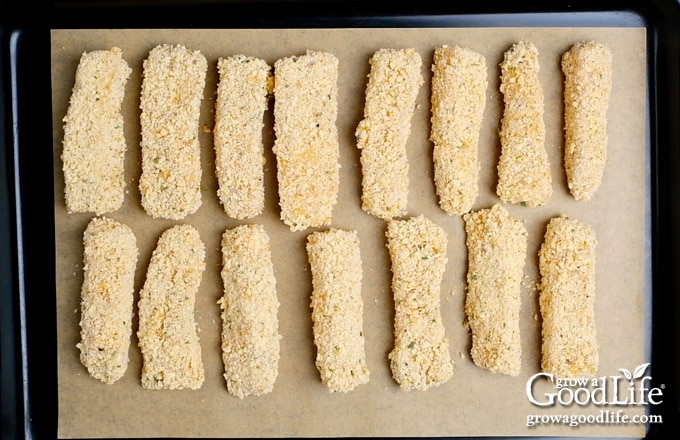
[52,27,649,438]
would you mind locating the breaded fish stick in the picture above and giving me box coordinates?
[77,216,137,384]
[562,41,613,201]
[463,204,527,376]
[214,55,272,219]
[307,228,370,393]
[496,41,552,207]
[139,44,207,220]
[356,48,423,220]
[539,215,598,377]
[219,224,281,398]
[430,45,488,215]
[272,50,340,231]
[61,47,131,215]
[386,215,453,391]
[137,224,206,390]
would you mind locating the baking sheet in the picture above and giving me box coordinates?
[51,27,648,438]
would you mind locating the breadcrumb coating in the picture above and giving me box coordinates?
[562,41,613,201]
[219,224,281,398]
[214,55,272,219]
[139,44,207,220]
[307,228,370,393]
[496,40,552,207]
[386,215,453,391]
[77,216,137,384]
[356,48,423,220]
[137,224,206,390]
[62,47,131,215]
[430,45,487,215]
[272,50,340,231]
[463,204,527,376]
[539,215,599,377]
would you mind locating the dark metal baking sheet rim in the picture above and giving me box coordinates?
[2,1,680,439]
